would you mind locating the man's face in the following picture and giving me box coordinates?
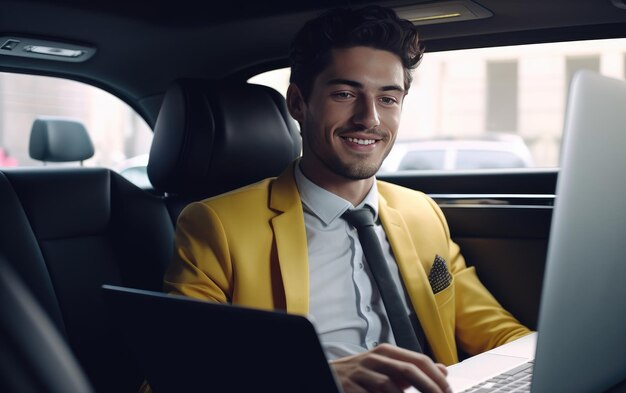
[294,46,405,181]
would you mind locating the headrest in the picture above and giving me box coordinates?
[29,118,94,163]
[148,80,302,196]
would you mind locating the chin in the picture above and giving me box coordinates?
[336,162,381,180]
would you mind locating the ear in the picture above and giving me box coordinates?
[286,83,306,123]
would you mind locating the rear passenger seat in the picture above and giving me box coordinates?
[0,82,301,393]
[0,118,174,392]
[0,168,174,393]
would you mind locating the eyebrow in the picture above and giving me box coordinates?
[326,78,404,94]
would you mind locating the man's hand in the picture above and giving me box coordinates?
[329,344,451,393]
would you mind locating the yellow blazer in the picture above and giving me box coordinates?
[164,162,530,365]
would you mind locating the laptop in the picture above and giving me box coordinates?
[436,70,626,392]
[102,285,343,393]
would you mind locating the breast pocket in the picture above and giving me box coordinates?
[434,277,455,334]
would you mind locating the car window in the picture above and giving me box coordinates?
[248,37,626,172]
[0,72,153,179]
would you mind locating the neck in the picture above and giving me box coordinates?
[299,158,374,207]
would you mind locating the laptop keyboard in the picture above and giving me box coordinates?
[459,361,534,393]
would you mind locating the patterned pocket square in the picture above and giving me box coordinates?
[428,255,452,294]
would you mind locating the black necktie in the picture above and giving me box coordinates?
[342,208,423,353]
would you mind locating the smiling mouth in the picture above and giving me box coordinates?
[343,137,378,145]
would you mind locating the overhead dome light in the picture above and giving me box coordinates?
[395,0,493,26]
[23,45,85,58]
[0,36,95,62]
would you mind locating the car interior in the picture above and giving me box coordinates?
[1,0,625,392]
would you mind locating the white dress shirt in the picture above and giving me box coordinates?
[294,163,413,360]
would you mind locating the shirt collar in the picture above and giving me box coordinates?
[294,160,379,225]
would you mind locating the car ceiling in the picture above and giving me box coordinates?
[1,0,626,125]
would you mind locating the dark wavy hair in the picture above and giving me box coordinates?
[289,6,424,100]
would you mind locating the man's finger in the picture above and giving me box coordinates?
[363,355,447,393]
[436,363,448,376]
[351,365,406,393]
[368,345,451,393]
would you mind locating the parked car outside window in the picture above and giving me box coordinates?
[380,133,533,172]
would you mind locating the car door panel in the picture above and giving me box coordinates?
[379,170,558,330]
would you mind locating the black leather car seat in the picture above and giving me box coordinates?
[0,171,67,334]
[0,254,95,393]
[147,80,302,223]
[0,166,174,392]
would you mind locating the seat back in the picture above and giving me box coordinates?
[0,171,67,333]
[0,167,174,393]
[0,254,95,393]
[148,80,302,223]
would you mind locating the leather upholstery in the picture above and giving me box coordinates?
[0,168,174,393]
[0,172,67,334]
[29,118,95,163]
[0,255,95,393]
[148,80,301,214]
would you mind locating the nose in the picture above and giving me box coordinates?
[352,96,381,130]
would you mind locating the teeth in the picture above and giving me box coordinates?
[346,137,376,145]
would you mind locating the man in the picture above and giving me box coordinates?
[164,6,531,393]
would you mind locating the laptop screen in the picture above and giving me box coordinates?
[531,70,626,392]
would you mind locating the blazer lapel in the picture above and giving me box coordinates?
[378,193,456,363]
[269,163,310,315]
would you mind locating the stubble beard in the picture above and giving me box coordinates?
[311,137,393,180]
[328,155,382,180]
[303,116,395,181]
